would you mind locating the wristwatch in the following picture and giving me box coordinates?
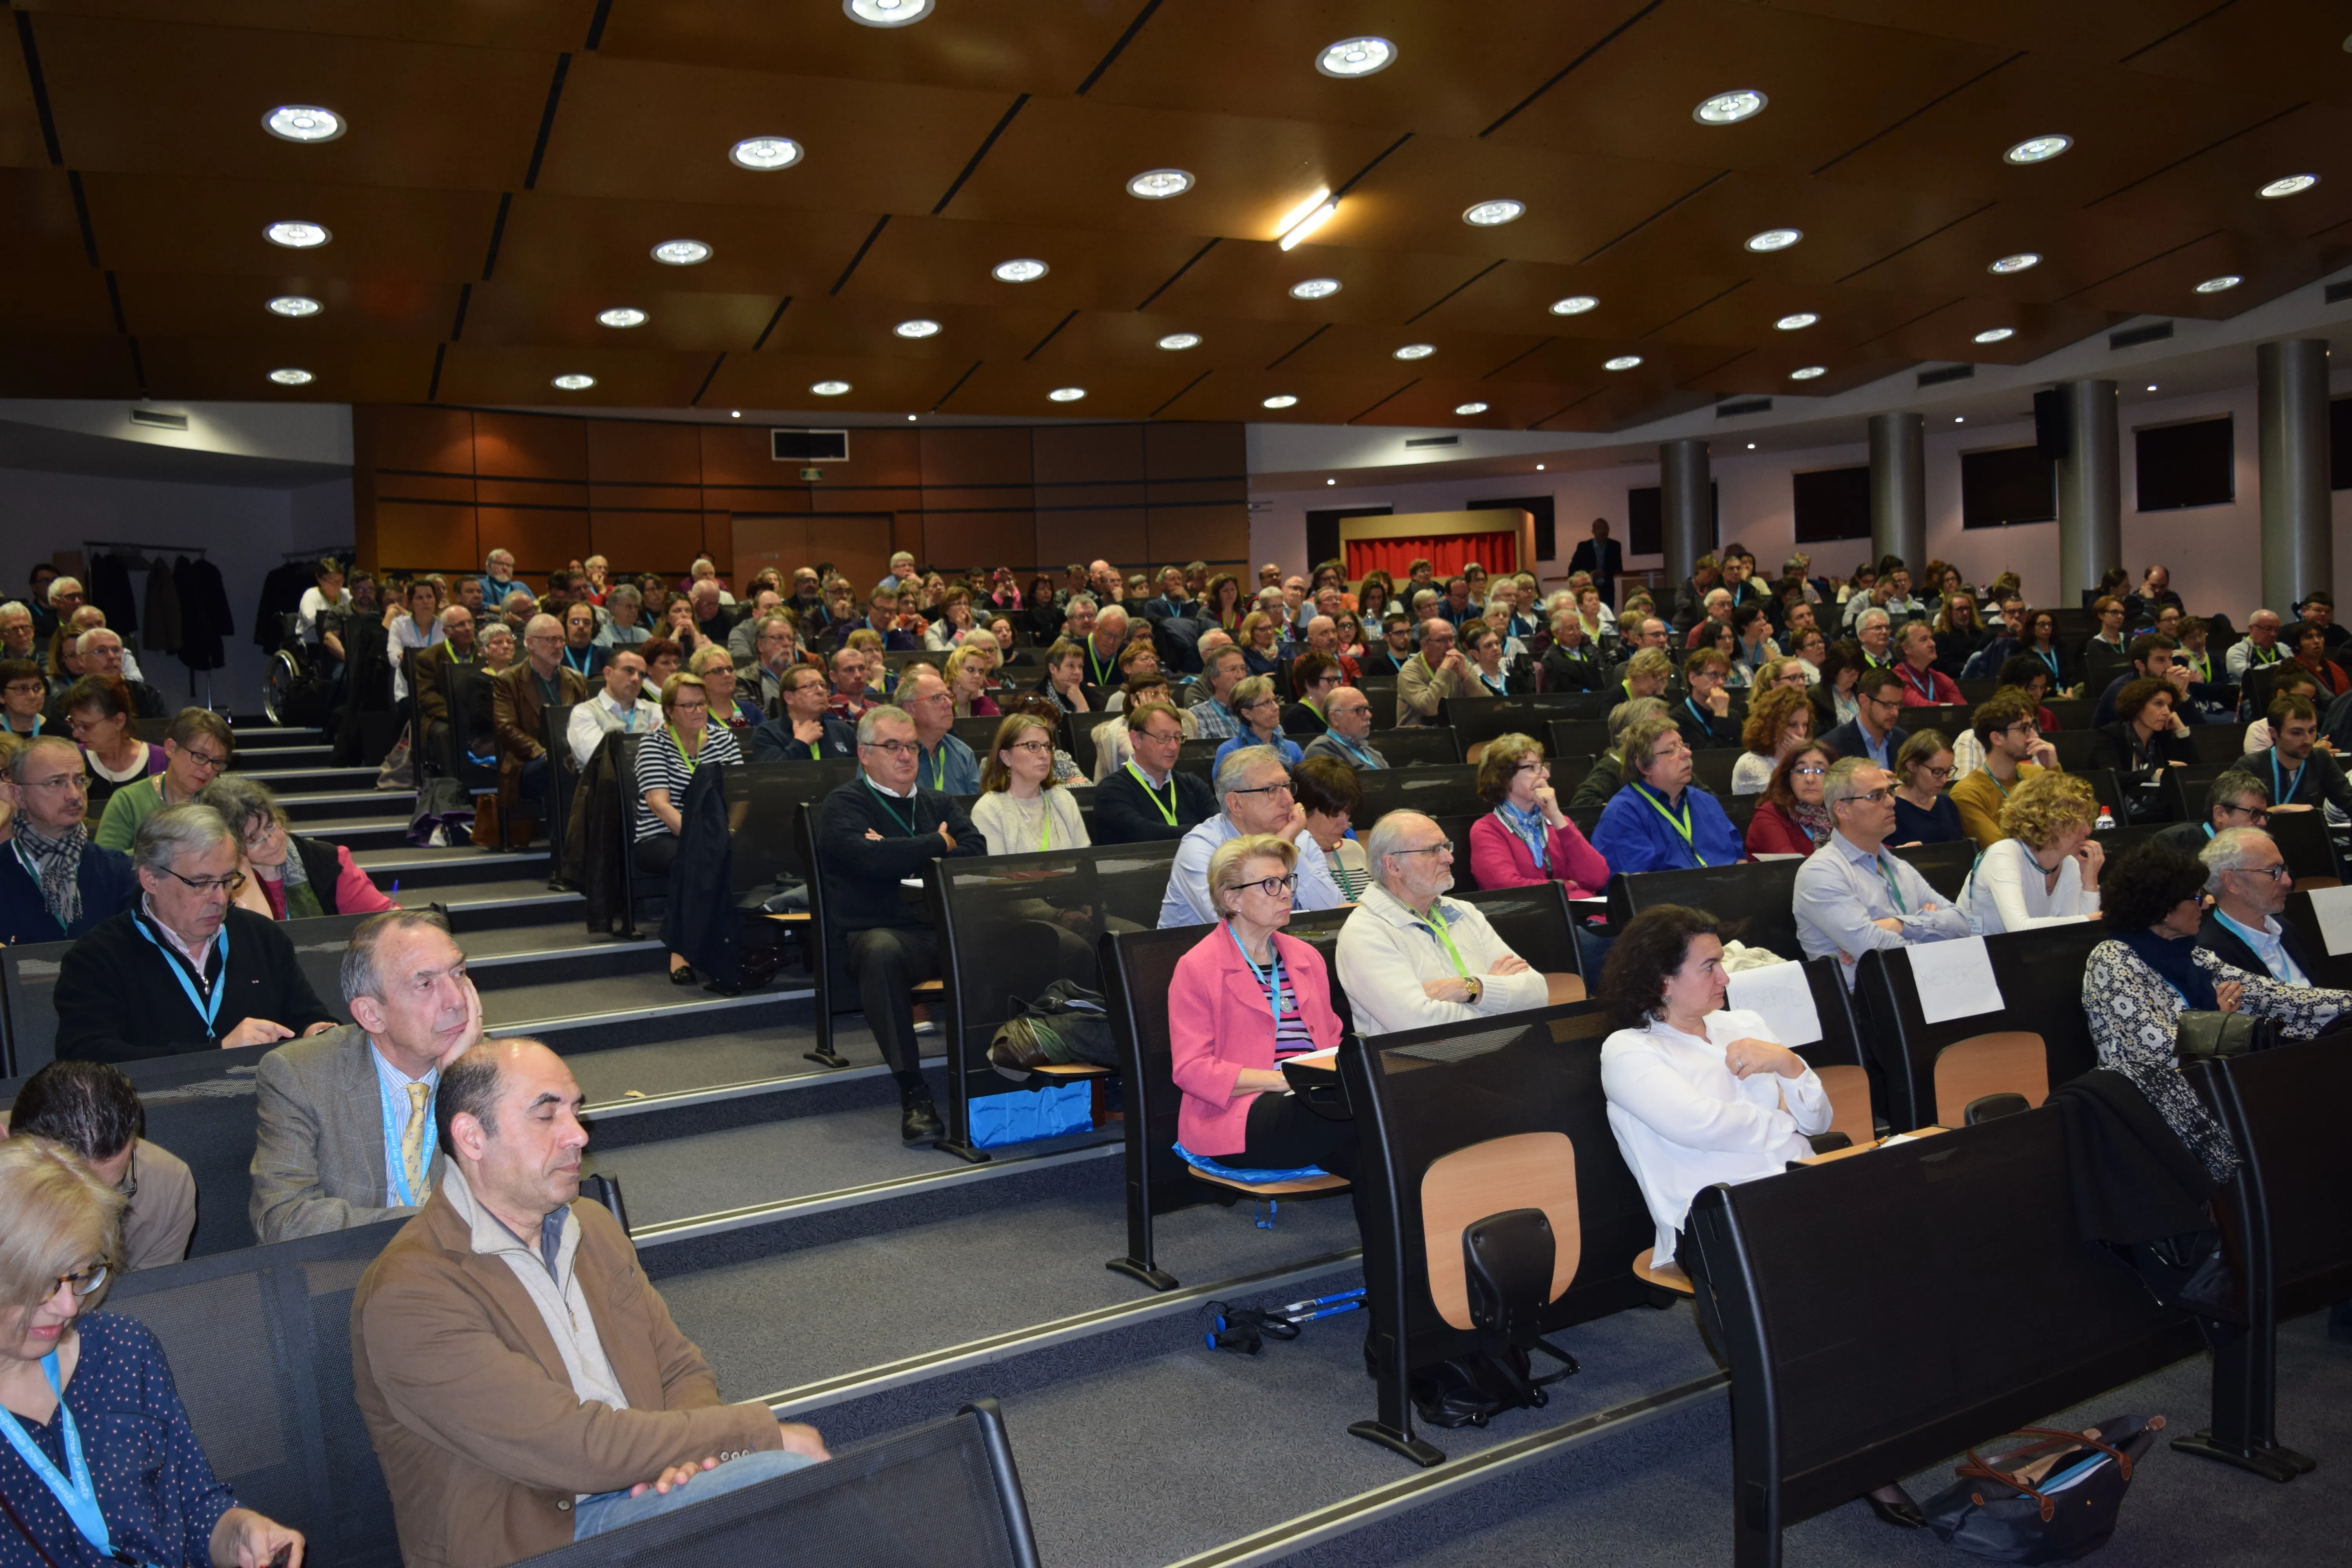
[1465,976,1484,1004]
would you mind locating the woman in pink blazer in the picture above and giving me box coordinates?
[1467,733,1610,897]
[1166,833,1356,1178]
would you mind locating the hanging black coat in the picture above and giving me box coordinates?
[87,551,139,636]
[142,561,183,654]
[175,557,235,672]
[252,562,312,652]
[661,761,740,986]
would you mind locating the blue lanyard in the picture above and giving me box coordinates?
[2033,647,2061,680]
[377,1063,438,1209]
[1326,733,1381,769]
[0,1352,114,1561]
[1684,697,1713,730]
[132,914,227,1037]
[2272,750,2300,804]
[561,646,594,675]
[1226,925,1285,1038]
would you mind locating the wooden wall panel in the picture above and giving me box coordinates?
[477,505,590,573]
[920,426,1031,486]
[1148,503,1248,566]
[374,501,476,573]
[477,477,588,510]
[1145,421,1244,481]
[472,412,587,480]
[1034,507,1145,570]
[1033,423,1145,484]
[843,427,922,486]
[697,425,779,487]
[368,406,475,474]
[920,510,1034,572]
[587,418,701,484]
[374,471,475,506]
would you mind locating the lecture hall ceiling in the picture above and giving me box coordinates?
[1,0,2347,431]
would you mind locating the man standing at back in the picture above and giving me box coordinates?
[1568,518,1620,606]
[250,910,483,1243]
[1793,758,1969,985]
[816,705,984,1143]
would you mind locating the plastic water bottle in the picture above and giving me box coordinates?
[2095,805,2116,832]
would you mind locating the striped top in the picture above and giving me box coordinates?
[1256,958,1321,1058]
[633,724,744,840]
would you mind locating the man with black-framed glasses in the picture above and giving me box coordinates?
[1820,667,1910,771]
[0,735,136,944]
[1793,757,1969,987]
[2195,827,2317,986]
[2157,768,2270,857]
[55,804,336,1063]
[1334,809,1548,1035]
[1157,747,1345,927]
[1951,691,2062,849]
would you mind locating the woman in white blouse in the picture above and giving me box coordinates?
[1596,903,1922,1528]
[1958,770,2103,935]
[384,576,445,704]
[971,713,1088,856]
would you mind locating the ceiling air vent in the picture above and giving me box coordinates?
[1916,364,1974,388]
[771,428,850,463]
[129,408,189,431]
[1715,397,1771,418]
[1403,434,1459,449]
[2109,321,2173,350]
[2326,280,2352,304]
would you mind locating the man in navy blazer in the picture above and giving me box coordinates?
[2195,826,2323,985]
[0,735,137,945]
[1566,518,1622,606]
[1818,668,1911,771]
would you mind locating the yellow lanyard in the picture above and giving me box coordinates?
[1631,784,1708,867]
[1125,761,1178,825]
[667,725,701,772]
[1423,903,1471,979]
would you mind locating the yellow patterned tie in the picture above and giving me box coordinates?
[402,1081,432,1204]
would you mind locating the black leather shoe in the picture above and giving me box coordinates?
[900,1085,945,1145]
[668,963,698,986]
[1865,1487,1926,1529]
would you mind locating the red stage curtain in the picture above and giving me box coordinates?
[1346,531,1519,585]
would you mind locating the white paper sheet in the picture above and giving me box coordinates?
[1724,961,1823,1047]
[1909,936,2003,1024]
[2308,882,2352,957]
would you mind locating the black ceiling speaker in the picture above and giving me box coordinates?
[2033,388,2070,462]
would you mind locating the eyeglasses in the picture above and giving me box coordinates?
[1862,694,1903,710]
[179,749,230,773]
[1229,781,1294,799]
[2216,802,2270,825]
[1006,740,1054,755]
[2234,862,2290,882]
[1391,840,1455,859]
[1512,760,1550,775]
[3,681,44,698]
[1648,742,1691,761]
[1920,765,1956,782]
[155,864,246,895]
[864,739,921,756]
[22,772,89,792]
[1836,788,1893,806]
[1791,765,1828,778]
[1234,873,1300,899]
[46,1261,108,1299]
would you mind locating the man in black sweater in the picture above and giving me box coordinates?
[2239,696,2352,817]
[1091,700,1215,844]
[55,804,338,1064]
[815,704,984,1145]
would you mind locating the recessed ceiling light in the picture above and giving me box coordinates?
[1535,463,1544,471]
[894,318,942,338]
[993,258,1048,282]
[907,414,918,421]
[845,0,929,25]
[263,105,344,143]
[1604,354,1643,371]
[2193,274,2242,294]
[728,136,802,171]
[1955,416,1965,423]
[266,295,321,318]
[1290,278,1341,299]
[1745,228,1802,252]
[1157,332,1201,350]
[1454,401,1489,415]
[1973,327,2015,344]
[597,307,647,328]
[1263,395,1299,409]
[1746,443,1756,449]
[1463,199,1524,227]
[267,367,313,385]
[1988,252,2041,274]
[652,239,712,265]
[1394,343,1435,360]
[1127,168,1193,200]
[2258,174,2318,199]
[265,221,329,249]
[1789,365,1826,380]
[1693,89,1766,125]
[811,380,852,396]
[1550,295,1598,316]
[1047,387,1086,402]
[1326,477,1336,485]
[1775,312,1818,331]
[2147,384,2159,392]
[731,410,742,417]
[2004,134,2072,165]
[552,374,595,390]
[1316,36,1395,77]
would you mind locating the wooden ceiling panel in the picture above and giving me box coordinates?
[18,1,597,52]
[1482,0,2012,173]
[700,352,974,415]
[1416,257,1751,340]
[1758,1,2231,63]
[0,269,117,334]
[489,194,882,297]
[1641,279,1957,353]
[460,284,782,353]
[1490,337,1747,391]
[0,21,52,171]
[1157,370,1436,427]
[1836,201,2225,306]
[0,167,111,272]
[136,335,436,401]
[2118,0,2352,105]
[79,174,501,280]
[1589,170,1991,290]
[1540,385,1716,433]
[1025,312,1320,375]
[2067,232,2318,322]
[597,0,1155,96]
[836,215,1206,312]
[112,271,461,341]
[33,15,555,189]
[436,343,719,408]
[1144,238,1506,327]
[1333,378,1602,432]
[933,95,1400,241]
[756,296,1069,363]
[933,359,1205,421]
[533,55,1012,215]
[1267,321,1554,385]
[1681,346,1920,401]
[1863,297,2123,367]
[1083,2,1668,140]
[2083,102,2352,249]
[0,334,138,396]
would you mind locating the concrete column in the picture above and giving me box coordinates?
[2055,379,2120,605]
[1868,411,1926,571]
[1659,438,1711,591]
[2259,338,2331,614]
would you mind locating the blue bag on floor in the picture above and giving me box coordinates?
[968,1081,1093,1148]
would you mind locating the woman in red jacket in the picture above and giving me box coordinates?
[1745,741,1837,857]
[1467,731,1612,971]
[1166,834,1356,1180]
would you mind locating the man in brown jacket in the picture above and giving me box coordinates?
[351,1039,827,1567]
[409,604,480,771]
[492,613,588,828]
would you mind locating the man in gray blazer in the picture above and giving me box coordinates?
[249,909,483,1244]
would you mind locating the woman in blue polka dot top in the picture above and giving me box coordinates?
[0,1139,304,1567]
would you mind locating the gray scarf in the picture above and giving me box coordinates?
[14,819,87,930]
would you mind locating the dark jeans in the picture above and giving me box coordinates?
[846,925,940,1077]
[633,833,677,877]
[1238,1087,1358,1180]
[520,753,553,814]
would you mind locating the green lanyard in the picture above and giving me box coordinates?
[862,773,916,834]
[922,743,947,791]
[1125,761,1178,826]
[1630,784,1708,867]
[1871,852,1909,914]
[1422,903,1470,979]
[667,725,701,771]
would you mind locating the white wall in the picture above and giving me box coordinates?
[0,466,355,710]
[1252,383,2352,622]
